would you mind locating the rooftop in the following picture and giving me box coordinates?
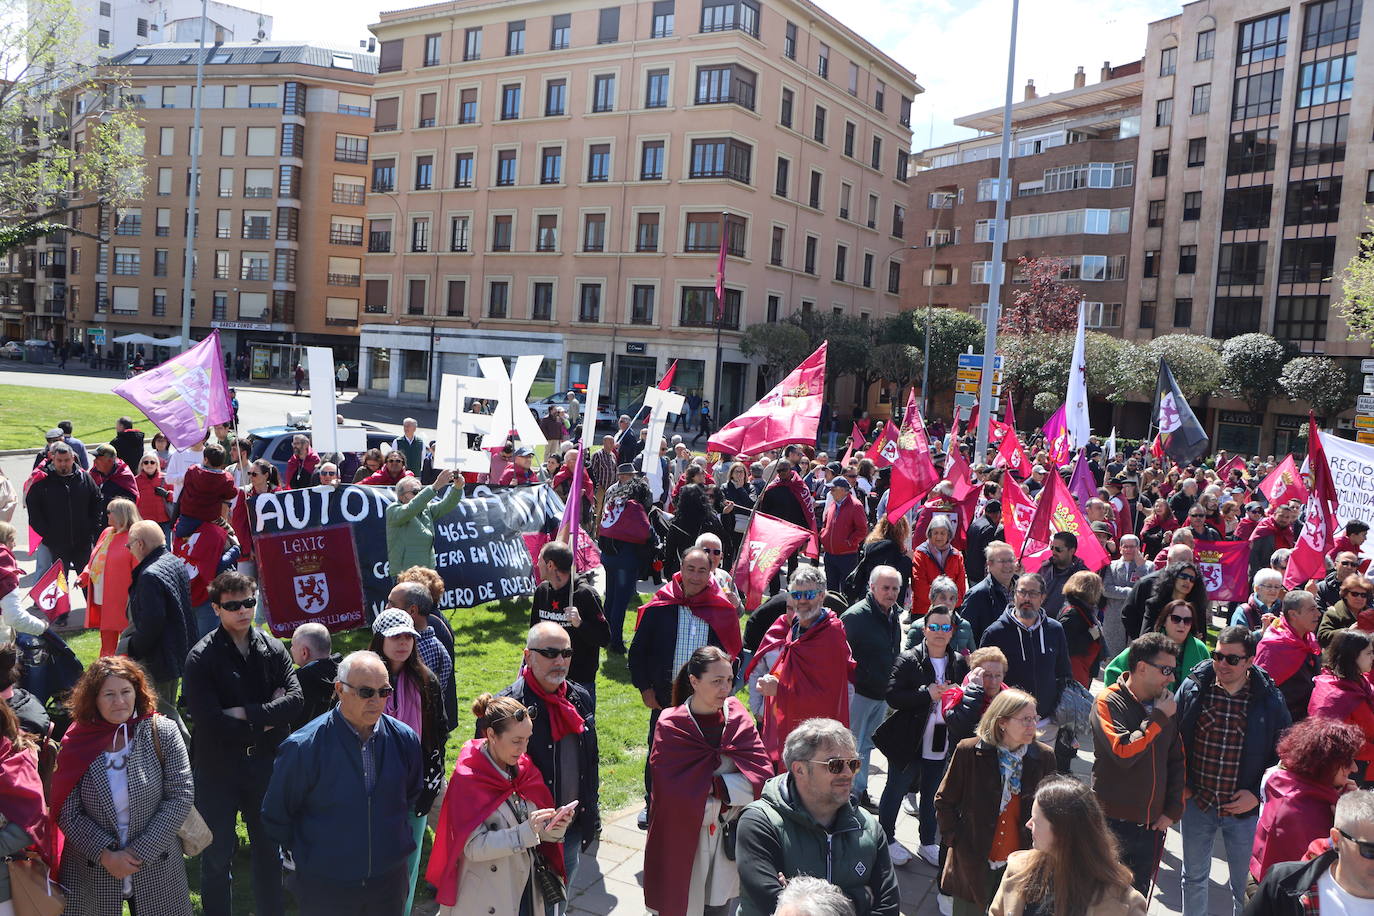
[108,41,378,74]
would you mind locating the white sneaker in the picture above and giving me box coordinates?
[918,844,941,867]
[887,841,912,866]
[937,893,953,916]
[902,792,919,816]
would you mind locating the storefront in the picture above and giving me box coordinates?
[1214,409,1261,456]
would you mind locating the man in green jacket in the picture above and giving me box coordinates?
[385,468,460,577]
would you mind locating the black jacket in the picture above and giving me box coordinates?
[24,465,103,560]
[293,653,340,729]
[1168,490,1195,524]
[124,545,194,683]
[495,675,601,842]
[958,574,1013,644]
[6,687,49,738]
[531,575,611,686]
[1122,568,1166,639]
[874,644,968,769]
[111,429,146,469]
[426,612,458,732]
[1243,847,1335,916]
[182,626,304,769]
[844,539,910,606]
[629,601,726,696]
[744,593,788,654]
[978,609,1071,720]
[839,595,902,701]
[963,516,1002,584]
[1317,571,1343,611]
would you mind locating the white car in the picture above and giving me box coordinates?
[528,393,617,429]
[0,342,22,360]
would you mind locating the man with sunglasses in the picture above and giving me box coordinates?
[1248,789,1374,914]
[1090,632,1185,894]
[1176,625,1291,916]
[183,570,303,916]
[1318,552,1364,612]
[1036,531,1088,616]
[531,540,610,702]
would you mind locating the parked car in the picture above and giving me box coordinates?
[247,424,394,478]
[0,342,22,360]
[527,392,617,429]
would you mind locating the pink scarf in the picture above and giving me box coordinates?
[385,670,422,736]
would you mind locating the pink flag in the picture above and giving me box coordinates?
[1003,396,1017,432]
[557,444,601,573]
[1041,405,1072,467]
[841,423,864,465]
[1194,539,1251,601]
[1001,479,1037,560]
[1021,471,1111,571]
[709,343,827,456]
[1285,416,1339,588]
[715,221,728,321]
[994,425,1033,479]
[1217,455,1247,479]
[114,331,231,449]
[731,511,813,611]
[1259,455,1310,508]
[885,391,940,522]
[1068,451,1097,510]
[866,420,900,469]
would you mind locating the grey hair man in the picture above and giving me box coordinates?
[735,718,897,916]
[1102,533,1152,653]
[1254,589,1321,724]
[840,564,903,806]
[695,531,742,610]
[289,622,340,729]
[959,540,1017,643]
[774,876,856,916]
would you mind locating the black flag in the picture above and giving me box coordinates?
[1150,360,1209,464]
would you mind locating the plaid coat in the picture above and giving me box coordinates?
[57,716,193,916]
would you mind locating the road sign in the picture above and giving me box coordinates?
[1363,358,1374,374]
[958,354,1005,370]
[1365,376,1374,395]
[1360,395,1374,414]
[1359,430,1374,446]
[955,392,1000,410]
[1356,415,1374,430]
[956,381,1002,396]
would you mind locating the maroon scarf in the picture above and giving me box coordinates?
[521,667,585,741]
[637,574,743,659]
[0,736,49,861]
[49,713,154,870]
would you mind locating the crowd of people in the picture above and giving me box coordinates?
[4,403,1374,916]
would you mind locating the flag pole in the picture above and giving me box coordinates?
[714,211,727,433]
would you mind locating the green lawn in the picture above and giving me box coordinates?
[65,595,648,915]
[0,385,150,451]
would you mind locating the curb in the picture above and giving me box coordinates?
[0,448,36,458]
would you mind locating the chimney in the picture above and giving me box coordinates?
[1101,60,1112,81]
[1073,66,1086,89]
[1024,79,1037,100]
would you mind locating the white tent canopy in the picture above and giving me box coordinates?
[112,333,174,345]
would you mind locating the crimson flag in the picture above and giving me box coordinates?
[865,420,900,469]
[841,423,865,465]
[731,512,813,611]
[28,562,70,622]
[885,391,940,522]
[255,523,367,635]
[1021,470,1112,571]
[1194,539,1251,601]
[1217,455,1247,479]
[993,425,1034,479]
[656,360,679,390]
[1285,416,1340,588]
[709,343,827,456]
[1001,479,1037,559]
[1259,454,1310,508]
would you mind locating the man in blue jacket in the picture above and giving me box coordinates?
[978,571,1071,724]
[262,650,422,916]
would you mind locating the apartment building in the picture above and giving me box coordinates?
[1129,0,1372,453]
[905,63,1143,341]
[63,0,271,63]
[362,0,919,412]
[62,42,377,379]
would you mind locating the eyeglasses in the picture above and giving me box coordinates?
[320,470,338,477]
[1005,714,1040,727]
[1338,560,1361,568]
[702,547,722,555]
[247,470,262,477]
[217,597,258,611]
[1050,546,1069,554]
[141,460,158,466]
[1339,829,1374,860]
[925,622,953,633]
[529,646,575,659]
[1015,589,1044,598]
[806,757,861,774]
[1212,651,1250,667]
[789,589,821,601]
[1349,591,1372,599]
[1176,572,1198,582]
[1141,659,1177,678]
[341,682,395,700]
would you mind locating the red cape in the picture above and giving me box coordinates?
[644,698,772,916]
[1250,516,1297,550]
[637,574,743,659]
[1254,618,1320,685]
[762,473,819,557]
[0,542,18,597]
[426,738,564,907]
[358,466,415,486]
[0,736,49,863]
[744,610,855,765]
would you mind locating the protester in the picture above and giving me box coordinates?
[359,449,415,487]
[773,876,857,916]
[1255,589,1323,723]
[531,540,609,702]
[1234,567,1286,632]
[599,462,656,653]
[935,687,1055,915]
[182,570,302,916]
[1090,632,1186,893]
[839,565,902,807]
[979,572,1071,727]
[1247,788,1374,914]
[1059,570,1107,689]
[26,440,103,600]
[150,431,172,469]
[133,452,172,538]
[964,499,1002,585]
[1143,560,1211,638]
[1037,531,1089,616]
[352,448,384,483]
[88,444,139,515]
[262,650,422,915]
[0,641,49,739]
[288,621,339,728]
[499,446,541,485]
[385,468,460,578]
[1318,553,1364,612]
[1249,717,1363,883]
[1141,498,1179,558]
[1250,503,1299,579]
[110,416,145,468]
[943,645,1009,743]
[735,718,899,916]
[171,439,233,536]
[988,776,1147,914]
[0,698,45,911]
[911,515,966,618]
[1104,597,1210,692]
[121,520,193,733]
[1309,628,1374,784]
[1101,534,1151,653]
[844,515,911,606]
[385,580,456,732]
[1122,543,1193,637]
[77,497,140,657]
[1320,574,1374,647]
[1176,624,1290,916]
[960,540,1017,643]
[392,418,425,473]
[52,656,194,916]
[665,470,721,577]
[644,645,771,916]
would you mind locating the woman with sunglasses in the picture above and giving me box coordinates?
[1310,629,1374,784]
[358,449,415,486]
[935,687,1055,916]
[352,447,385,483]
[644,646,771,916]
[1103,599,1210,692]
[367,609,445,915]
[133,453,172,539]
[1143,559,1210,636]
[428,694,573,916]
[78,498,142,657]
[1320,575,1374,648]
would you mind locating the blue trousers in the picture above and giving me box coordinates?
[602,548,639,650]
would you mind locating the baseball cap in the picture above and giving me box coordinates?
[372,608,419,639]
[830,477,852,491]
[513,446,535,458]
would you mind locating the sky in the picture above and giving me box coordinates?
[265,0,1186,150]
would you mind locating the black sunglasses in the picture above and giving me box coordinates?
[529,646,574,659]
[342,682,395,699]
[1340,829,1374,860]
[218,597,258,611]
[1142,659,1177,678]
[807,757,861,774]
[1212,651,1250,666]
[1176,572,1198,582]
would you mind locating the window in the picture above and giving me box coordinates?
[414,155,433,190]
[862,253,874,288]
[780,88,794,128]
[464,27,482,61]
[1139,300,1157,329]
[113,248,139,275]
[407,218,429,253]
[1183,191,1201,220]
[450,215,470,251]
[501,84,521,120]
[1191,83,1211,115]
[804,236,817,274]
[1155,97,1173,127]
[1285,177,1342,225]
[646,69,669,108]
[834,244,847,281]
[457,89,477,124]
[900,95,912,128]
[700,0,759,37]
[1151,149,1169,177]
[1367,170,1374,204]
[1227,126,1278,174]
[874,80,885,112]
[155,208,171,237]
[536,214,558,251]
[496,149,518,187]
[695,65,755,110]
[770,226,785,265]
[766,295,780,321]
[1280,237,1337,284]
[887,261,901,294]
[1173,298,1193,328]
[507,20,525,55]
[977,178,1009,201]
[379,39,403,72]
[159,126,174,156]
[453,152,474,188]
[491,215,512,251]
[1233,70,1285,119]
[417,93,436,128]
[784,21,797,59]
[1187,137,1206,167]
[891,205,905,239]
[1303,0,1361,50]
[1237,11,1288,65]
[98,28,109,46]
[1274,295,1330,341]
[280,123,304,158]
[338,92,369,117]
[489,281,509,318]
[817,43,829,79]
[1292,114,1348,166]
[813,106,826,143]
[598,7,620,44]
[635,212,660,251]
[115,208,141,235]
[870,136,882,170]
[374,98,399,132]
[583,213,606,251]
[774,157,789,196]
[1007,207,1130,239]
[808,170,822,208]
[652,0,674,37]
[368,219,392,252]
[640,141,664,180]
[593,74,615,112]
[327,256,361,286]
[541,147,563,184]
[679,287,739,329]
[847,62,860,95]
[1217,241,1267,286]
[157,167,173,195]
[578,284,601,322]
[240,250,270,281]
[532,282,554,320]
[1179,245,1197,274]
[867,193,879,229]
[684,212,746,255]
[1160,46,1177,76]
[551,13,570,49]
[689,138,752,183]
[365,279,389,314]
[1213,298,1263,336]
[1298,55,1355,107]
[424,33,442,66]
[1196,28,1215,60]
[897,150,910,182]
[587,144,610,182]
[1143,250,1159,278]
[1148,199,1165,227]
[969,262,1000,285]
[545,80,565,117]
[153,249,168,276]
[446,280,466,317]
[631,285,655,324]
[248,85,277,108]
[1222,185,1272,229]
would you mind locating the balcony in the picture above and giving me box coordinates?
[240,266,269,281]
[242,227,271,240]
[43,263,65,279]
[330,228,363,246]
[41,298,65,314]
[334,148,367,163]
[332,185,365,205]
[243,187,274,198]
[327,273,360,287]
[368,231,392,253]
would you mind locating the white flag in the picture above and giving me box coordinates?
[1065,300,1091,450]
[1105,427,1117,460]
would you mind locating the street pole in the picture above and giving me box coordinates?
[713,211,726,426]
[178,0,208,354]
[975,0,1019,459]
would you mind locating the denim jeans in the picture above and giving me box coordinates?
[824,552,859,595]
[1181,796,1258,916]
[878,755,946,845]
[849,693,889,795]
[602,548,639,650]
[196,756,283,916]
[193,602,216,642]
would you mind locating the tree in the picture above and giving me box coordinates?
[739,320,811,384]
[1142,335,1224,400]
[868,342,920,395]
[1335,217,1374,341]
[1001,331,1148,412]
[998,257,1082,335]
[911,307,986,393]
[1220,333,1288,413]
[1281,357,1359,418]
[0,0,145,254]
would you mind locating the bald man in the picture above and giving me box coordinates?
[123,520,194,734]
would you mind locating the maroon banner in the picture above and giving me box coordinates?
[255,523,366,636]
[1194,539,1250,602]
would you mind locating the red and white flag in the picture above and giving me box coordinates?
[1194,539,1251,601]
[731,512,813,611]
[993,425,1034,479]
[28,562,70,622]
[865,420,900,469]
[1022,471,1112,571]
[1285,416,1340,588]
[709,344,827,456]
[1259,454,1309,508]
[885,392,941,522]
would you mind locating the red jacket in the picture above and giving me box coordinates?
[1250,767,1343,881]
[134,469,170,523]
[911,542,966,617]
[1309,671,1374,779]
[358,465,414,486]
[820,494,867,556]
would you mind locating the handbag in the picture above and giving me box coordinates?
[150,720,213,857]
[7,852,65,916]
[531,847,566,905]
[1054,679,1095,733]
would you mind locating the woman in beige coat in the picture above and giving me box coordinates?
[990,777,1148,916]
